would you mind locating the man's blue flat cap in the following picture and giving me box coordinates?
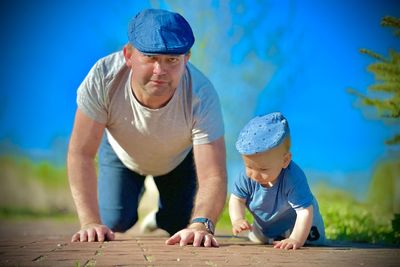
[128,9,195,55]
[236,112,290,155]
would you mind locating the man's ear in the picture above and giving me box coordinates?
[123,44,133,67]
[184,51,191,63]
[283,152,292,169]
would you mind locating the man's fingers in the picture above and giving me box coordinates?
[165,232,182,245]
[71,233,80,242]
[194,233,218,247]
[192,232,205,247]
[98,226,115,242]
[179,232,193,247]
[94,226,113,242]
[87,228,96,242]
[71,224,114,243]
[95,228,105,242]
[105,229,115,241]
[203,234,212,247]
[79,231,88,242]
[211,236,219,247]
[166,229,218,247]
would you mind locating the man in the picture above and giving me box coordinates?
[68,8,227,247]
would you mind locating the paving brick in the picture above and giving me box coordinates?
[0,234,399,266]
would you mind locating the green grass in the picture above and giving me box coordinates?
[1,155,398,245]
[0,207,76,221]
[316,185,399,244]
[217,185,399,245]
[0,155,68,188]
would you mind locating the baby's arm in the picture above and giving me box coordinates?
[273,205,313,250]
[229,194,252,235]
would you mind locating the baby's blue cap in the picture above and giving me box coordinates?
[236,112,290,155]
[128,9,195,55]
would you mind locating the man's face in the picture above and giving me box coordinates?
[126,46,189,103]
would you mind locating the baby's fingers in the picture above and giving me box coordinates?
[232,226,242,235]
[240,223,250,231]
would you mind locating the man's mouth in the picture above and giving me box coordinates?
[150,80,167,84]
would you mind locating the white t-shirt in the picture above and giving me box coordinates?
[77,51,224,176]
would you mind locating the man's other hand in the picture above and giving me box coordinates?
[71,223,115,242]
[165,227,218,247]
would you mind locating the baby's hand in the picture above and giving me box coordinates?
[232,219,252,235]
[273,238,302,250]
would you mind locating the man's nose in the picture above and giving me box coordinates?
[153,61,167,75]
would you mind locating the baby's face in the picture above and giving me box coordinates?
[242,145,291,187]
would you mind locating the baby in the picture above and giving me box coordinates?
[229,112,325,249]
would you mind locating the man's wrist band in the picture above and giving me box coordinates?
[191,217,215,235]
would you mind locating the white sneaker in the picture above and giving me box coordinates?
[248,231,265,244]
[140,210,158,233]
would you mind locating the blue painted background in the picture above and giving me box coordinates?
[0,0,399,197]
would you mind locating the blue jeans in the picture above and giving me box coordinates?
[98,134,197,235]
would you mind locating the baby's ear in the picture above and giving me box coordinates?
[283,152,292,168]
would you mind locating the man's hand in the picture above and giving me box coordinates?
[273,238,302,250]
[71,223,115,242]
[232,219,252,236]
[165,224,219,247]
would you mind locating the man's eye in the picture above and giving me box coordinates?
[168,58,179,63]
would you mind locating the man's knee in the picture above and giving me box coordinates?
[101,210,138,232]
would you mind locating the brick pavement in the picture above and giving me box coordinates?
[0,220,399,266]
[0,234,399,266]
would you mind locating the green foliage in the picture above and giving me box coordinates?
[217,185,399,245]
[345,16,400,245]
[0,155,68,188]
[316,186,398,244]
[382,16,400,37]
[367,158,400,213]
[348,16,400,145]
[0,207,75,221]
[392,213,400,234]
[0,156,74,214]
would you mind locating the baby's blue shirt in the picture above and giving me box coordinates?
[232,161,321,238]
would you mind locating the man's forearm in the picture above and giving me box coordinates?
[191,137,227,225]
[191,174,227,223]
[192,175,226,223]
[68,153,101,227]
